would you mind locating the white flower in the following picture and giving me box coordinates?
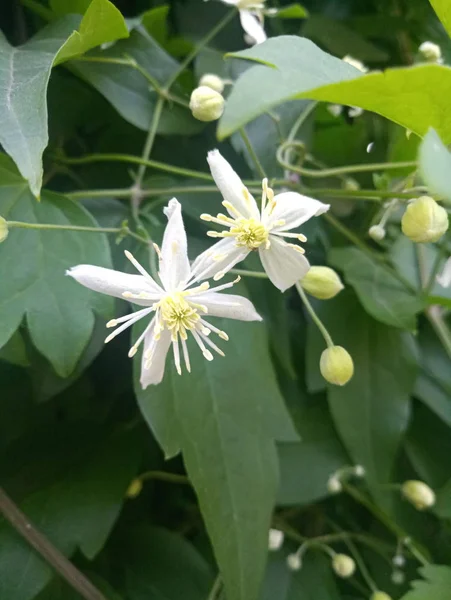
[437,257,451,288]
[268,529,284,551]
[195,150,330,292]
[220,0,267,44]
[67,199,262,388]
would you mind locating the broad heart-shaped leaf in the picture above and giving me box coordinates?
[218,36,451,142]
[0,430,141,600]
[121,526,213,600]
[400,565,451,600]
[72,29,202,135]
[419,128,451,201]
[307,294,417,486]
[0,1,128,198]
[429,0,451,37]
[329,247,422,331]
[134,314,297,600]
[0,155,113,377]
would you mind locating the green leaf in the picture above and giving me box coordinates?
[218,36,451,142]
[122,526,213,600]
[400,565,451,600]
[134,312,297,600]
[271,4,309,19]
[50,0,91,15]
[435,479,451,519]
[0,330,29,367]
[0,155,113,377]
[36,573,124,600]
[329,247,422,331]
[419,128,451,201]
[72,30,202,135]
[54,0,129,65]
[0,430,141,600]
[308,294,417,485]
[429,0,451,37]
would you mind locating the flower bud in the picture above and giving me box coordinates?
[199,73,225,94]
[391,569,405,585]
[126,478,143,499]
[268,528,284,551]
[300,266,344,300]
[392,554,405,567]
[320,346,354,386]
[189,86,225,122]
[327,475,343,494]
[332,554,355,578]
[419,41,442,63]
[371,592,393,600]
[401,480,436,510]
[353,465,365,478]
[343,177,360,191]
[369,224,386,241]
[286,553,302,571]
[401,196,448,243]
[0,216,8,243]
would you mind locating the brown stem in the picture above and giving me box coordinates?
[0,487,107,600]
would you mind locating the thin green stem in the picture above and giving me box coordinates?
[426,307,451,361]
[305,188,421,201]
[58,153,214,182]
[74,56,133,67]
[240,127,266,179]
[164,8,237,90]
[135,95,165,191]
[296,283,334,347]
[0,487,107,600]
[425,245,448,296]
[206,576,222,600]
[20,0,53,20]
[67,185,266,200]
[140,471,190,485]
[230,268,268,279]
[7,221,122,234]
[343,536,377,592]
[287,102,318,146]
[324,213,374,256]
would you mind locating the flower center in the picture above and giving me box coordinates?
[232,218,269,249]
[156,292,201,341]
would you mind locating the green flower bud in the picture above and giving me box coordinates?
[189,86,225,122]
[199,73,225,94]
[401,480,436,510]
[126,478,143,499]
[369,224,386,241]
[332,554,355,578]
[343,177,360,191]
[320,346,354,386]
[419,41,442,63]
[371,592,393,600]
[401,196,448,243]
[300,266,344,300]
[0,216,8,243]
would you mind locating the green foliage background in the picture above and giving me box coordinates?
[1,1,451,599]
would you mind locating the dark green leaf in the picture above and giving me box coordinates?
[0,330,29,367]
[329,247,422,331]
[0,155,113,377]
[400,565,451,600]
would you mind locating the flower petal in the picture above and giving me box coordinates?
[268,192,330,232]
[207,149,259,219]
[190,237,249,282]
[239,10,267,45]
[259,236,311,292]
[159,198,191,291]
[66,265,162,305]
[437,257,451,288]
[191,291,262,321]
[140,326,171,389]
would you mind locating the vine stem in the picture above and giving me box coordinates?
[139,471,190,485]
[0,487,107,600]
[240,127,266,179]
[66,185,263,199]
[230,268,267,279]
[164,8,237,91]
[206,575,223,600]
[296,283,334,347]
[426,306,451,361]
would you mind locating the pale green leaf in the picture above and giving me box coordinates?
[419,128,451,201]
[50,0,91,15]
[218,36,451,142]
[429,0,451,37]
[0,155,113,377]
[271,4,309,19]
[55,0,129,65]
[308,294,417,485]
[329,247,422,330]
[400,565,451,600]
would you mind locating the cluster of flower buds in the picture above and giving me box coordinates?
[190,73,226,122]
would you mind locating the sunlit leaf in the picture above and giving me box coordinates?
[419,128,451,201]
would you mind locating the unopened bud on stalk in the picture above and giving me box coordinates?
[419,41,443,63]
[300,266,344,300]
[371,592,393,600]
[327,475,343,494]
[268,529,284,551]
[369,224,386,241]
[401,196,448,243]
[320,346,354,386]
[332,554,355,578]
[401,480,436,510]
[287,553,302,571]
[126,478,143,499]
[189,86,225,122]
[0,217,8,243]
[343,178,360,191]
[199,73,225,93]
